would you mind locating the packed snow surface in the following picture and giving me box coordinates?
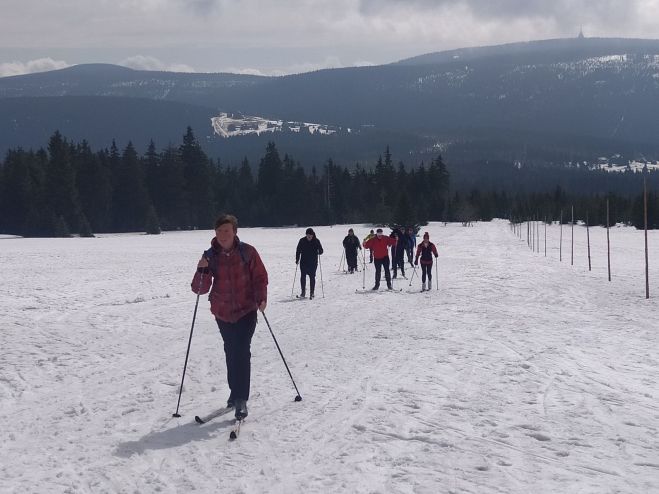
[1,220,658,493]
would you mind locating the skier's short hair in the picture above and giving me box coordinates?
[376,228,383,233]
[215,214,238,232]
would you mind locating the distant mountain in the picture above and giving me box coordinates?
[2,37,659,166]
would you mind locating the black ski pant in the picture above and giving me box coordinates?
[216,310,257,402]
[407,247,414,265]
[373,256,392,288]
[300,264,317,295]
[392,255,405,277]
[346,249,359,272]
[421,263,432,284]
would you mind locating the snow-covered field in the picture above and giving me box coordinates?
[1,220,658,493]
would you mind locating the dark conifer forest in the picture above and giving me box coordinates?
[0,128,657,237]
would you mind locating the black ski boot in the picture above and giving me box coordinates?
[235,399,248,419]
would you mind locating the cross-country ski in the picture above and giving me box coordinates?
[194,406,234,424]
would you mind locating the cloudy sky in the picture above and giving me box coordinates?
[2,0,659,77]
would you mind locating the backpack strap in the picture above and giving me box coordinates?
[237,240,250,265]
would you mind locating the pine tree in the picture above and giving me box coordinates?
[112,142,150,232]
[394,192,416,227]
[78,213,94,238]
[144,140,161,216]
[256,142,284,225]
[159,145,188,229]
[236,157,256,222]
[51,214,71,237]
[75,140,112,232]
[144,205,161,235]
[427,154,450,221]
[45,131,80,234]
[180,127,214,229]
[0,149,45,235]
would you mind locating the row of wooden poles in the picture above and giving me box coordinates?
[509,177,651,299]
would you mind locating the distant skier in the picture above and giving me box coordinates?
[296,228,324,299]
[191,214,268,420]
[363,228,397,290]
[405,226,416,266]
[414,232,439,291]
[342,228,362,274]
[390,227,407,279]
[363,229,375,263]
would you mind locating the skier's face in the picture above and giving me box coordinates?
[215,223,236,250]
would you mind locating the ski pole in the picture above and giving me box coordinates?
[260,310,303,402]
[338,249,345,272]
[409,265,417,286]
[291,263,298,298]
[318,254,325,298]
[435,261,439,290]
[362,249,366,289]
[172,272,204,417]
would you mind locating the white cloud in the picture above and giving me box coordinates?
[1,1,659,75]
[0,58,70,78]
[224,56,348,77]
[119,55,195,72]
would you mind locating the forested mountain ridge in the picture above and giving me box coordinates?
[2,37,659,165]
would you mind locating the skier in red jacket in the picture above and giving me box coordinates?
[192,214,268,420]
[362,228,397,290]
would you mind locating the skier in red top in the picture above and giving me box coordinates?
[362,228,397,290]
[192,214,268,420]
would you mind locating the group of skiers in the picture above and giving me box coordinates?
[190,215,439,422]
[295,225,439,294]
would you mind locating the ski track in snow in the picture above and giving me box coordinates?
[1,221,658,493]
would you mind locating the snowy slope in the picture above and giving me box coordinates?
[211,113,339,138]
[1,221,658,493]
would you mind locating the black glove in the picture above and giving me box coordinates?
[414,259,418,266]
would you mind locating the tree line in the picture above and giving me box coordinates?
[0,128,450,236]
[0,128,657,237]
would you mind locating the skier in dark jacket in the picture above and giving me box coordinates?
[405,226,416,266]
[342,228,362,274]
[390,227,407,279]
[295,228,324,299]
[414,231,439,291]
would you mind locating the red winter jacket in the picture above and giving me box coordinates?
[415,242,438,265]
[191,237,268,323]
[363,235,397,259]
